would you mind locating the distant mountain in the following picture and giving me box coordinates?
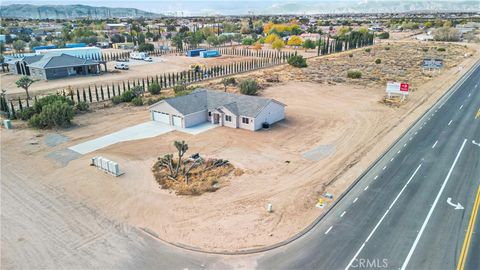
[0,4,160,19]
[262,1,480,15]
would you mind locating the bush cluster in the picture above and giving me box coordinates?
[437,47,446,52]
[28,95,75,129]
[131,97,144,106]
[347,70,362,79]
[148,83,161,95]
[287,55,308,68]
[375,58,382,64]
[75,101,90,112]
[239,79,259,95]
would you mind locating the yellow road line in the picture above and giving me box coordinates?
[476,108,480,119]
[457,185,480,270]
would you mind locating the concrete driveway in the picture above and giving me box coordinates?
[69,121,216,155]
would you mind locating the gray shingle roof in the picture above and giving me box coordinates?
[28,53,98,69]
[23,55,44,64]
[154,89,285,118]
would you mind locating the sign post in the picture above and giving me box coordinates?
[386,81,409,101]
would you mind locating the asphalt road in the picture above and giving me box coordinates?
[256,61,480,270]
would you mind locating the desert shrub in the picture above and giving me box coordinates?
[131,85,144,96]
[33,95,73,114]
[147,96,164,105]
[437,47,446,52]
[131,97,143,106]
[75,101,89,112]
[112,96,123,104]
[365,48,371,53]
[287,55,308,68]
[347,70,362,79]
[173,83,187,93]
[422,48,429,52]
[121,90,135,102]
[349,53,353,57]
[375,58,382,64]
[384,46,390,50]
[18,107,35,121]
[28,100,74,129]
[148,83,161,95]
[239,79,258,95]
[377,32,390,39]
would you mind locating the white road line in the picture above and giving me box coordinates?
[468,93,471,97]
[374,175,378,180]
[364,185,369,191]
[432,140,438,149]
[400,139,467,270]
[435,109,438,112]
[459,104,464,110]
[398,150,401,154]
[353,197,358,204]
[404,143,407,147]
[390,157,394,162]
[325,226,333,235]
[340,211,346,217]
[409,137,413,141]
[383,166,387,170]
[448,120,453,126]
[345,164,422,270]
[428,117,431,120]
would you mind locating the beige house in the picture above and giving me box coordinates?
[148,89,286,131]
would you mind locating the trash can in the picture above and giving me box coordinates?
[3,119,12,129]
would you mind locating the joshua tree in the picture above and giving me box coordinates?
[15,76,37,99]
[174,140,188,177]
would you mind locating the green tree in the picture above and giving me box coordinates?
[12,40,26,52]
[303,39,316,50]
[272,39,285,51]
[15,76,36,99]
[206,35,219,46]
[139,43,154,52]
[241,37,255,46]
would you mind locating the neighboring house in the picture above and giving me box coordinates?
[7,53,101,80]
[149,89,286,131]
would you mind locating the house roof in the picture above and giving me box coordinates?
[150,89,285,118]
[28,53,98,69]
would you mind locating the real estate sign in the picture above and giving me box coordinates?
[422,58,443,69]
[386,82,409,95]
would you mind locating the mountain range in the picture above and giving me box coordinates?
[1,1,479,19]
[0,4,159,19]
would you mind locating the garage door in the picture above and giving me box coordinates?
[172,115,182,127]
[153,111,170,124]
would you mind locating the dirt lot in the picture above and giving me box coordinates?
[2,41,479,253]
[1,54,256,98]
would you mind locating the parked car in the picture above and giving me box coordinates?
[143,57,153,62]
[114,63,129,70]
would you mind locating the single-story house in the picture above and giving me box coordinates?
[149,89,286,131]
[7,53,101,80]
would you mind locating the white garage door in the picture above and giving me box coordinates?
[172,115,182,127]
[153,111,170,124]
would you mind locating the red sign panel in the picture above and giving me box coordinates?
[400,83,409,92]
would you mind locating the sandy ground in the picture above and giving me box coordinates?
[1,54,256,98]
[2,41,479,256]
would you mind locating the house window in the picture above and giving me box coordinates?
[242,117,249,124]
[225,115,232,122]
